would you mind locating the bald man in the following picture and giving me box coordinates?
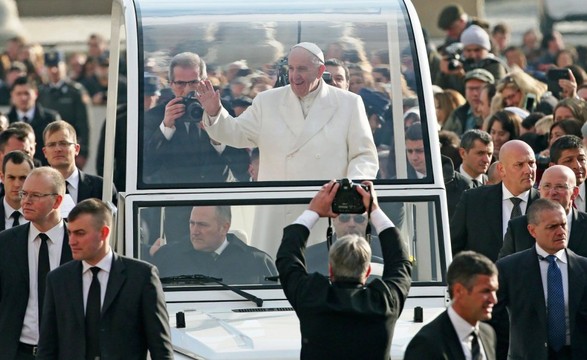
[451,140,540,261]
[499,165,587,258]
[196,42,378,181]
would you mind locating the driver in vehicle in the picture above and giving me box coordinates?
[152,205,277,284]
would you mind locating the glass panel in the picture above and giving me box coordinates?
[136,198,444,287]
[136,0,432,188]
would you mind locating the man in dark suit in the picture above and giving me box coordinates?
[152,205,277,284]
[37,51,90,169]
[404,251,497,360]
[37,198,174,359]
[500,165,587,258]
[451,139,539,261]
[0,122,37,166]
[492,199,587,359]
[0,167,71,360]
[143,52,249,184]
[0,150,34,231]
[458,129,494,186]
[549,135,587,212]
[7,76,61,165]
[276,180,412,359]
[42,120,117,206]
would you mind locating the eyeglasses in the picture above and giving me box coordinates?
[539,184,571,192]
[19,191,58,201]
[338,214,367,224]
[171,79,200,87]
[45,141,76,149]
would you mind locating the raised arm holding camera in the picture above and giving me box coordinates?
[143,52,250,184]
[276,180,412,360]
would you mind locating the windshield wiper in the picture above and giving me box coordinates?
[160,274,263,307]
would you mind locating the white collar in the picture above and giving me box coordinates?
[83,249,114,274]
[447,305,479,342]
[501,183,530,202]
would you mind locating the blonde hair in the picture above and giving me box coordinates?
[496,68,548,108]
[535,115,554,135]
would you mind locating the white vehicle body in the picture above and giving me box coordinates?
[104,0,452,359]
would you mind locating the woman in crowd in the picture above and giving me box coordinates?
[496,68,548,109]
[553,98,587,123]
[487,110,522,158]
[435,89,465,130]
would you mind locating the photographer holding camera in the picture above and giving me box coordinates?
[276,180,412,360]
[144,52,249,184]
[436,25,508,96]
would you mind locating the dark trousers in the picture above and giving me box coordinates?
[15,344,36,360]
[548,345,571,360]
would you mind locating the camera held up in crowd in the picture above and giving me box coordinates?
[444,42,465,71]
[332,179,369,214]
[180,91,204,123]
[444,42,501,73]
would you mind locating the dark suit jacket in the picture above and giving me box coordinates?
[276,224,412,360]
[404,310,496,360]
[499,208,587,259]
[7,103,61,165]
[153,233,277,284]
[0,197,7,231]
[37,252,174,360]
[143,102,250,184]
[492,247,587,360]
[0,222,71,359]
[450,183,540,261]
[77,169,118,206]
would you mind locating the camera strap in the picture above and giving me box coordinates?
[326,219,334,250]
[365,189,373,244]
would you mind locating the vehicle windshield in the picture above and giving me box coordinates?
[134,0,433,189]
[136,198,446,287]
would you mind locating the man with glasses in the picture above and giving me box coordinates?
[144,52,249,184]
[499,165,587,258]
[550,135,587,212]
[0,167,72,359]
[443,69,495,136]
[42,121,116,206]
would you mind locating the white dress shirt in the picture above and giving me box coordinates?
[82,250,114,312]
[447,306,487,360]
[20,221,66,344]
[65,168,81,204]
[3,197,27,229]
[536,244,570,345]
[501,184,530,238]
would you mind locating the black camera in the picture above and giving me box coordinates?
[332,179,369,214]
[179,92,204,122]
[444,42,464,71]
[322,71,334,85]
